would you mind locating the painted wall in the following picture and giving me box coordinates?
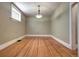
[77,3,79,56]
[50,3,70,44]
[0,2,26,45]
[26,16,51,35]
[71,3,78,50]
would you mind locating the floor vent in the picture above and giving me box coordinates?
[17,40,22,42]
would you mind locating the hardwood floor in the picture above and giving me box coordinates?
[0,37,77,57]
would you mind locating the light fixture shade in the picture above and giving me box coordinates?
[36,14,43,18]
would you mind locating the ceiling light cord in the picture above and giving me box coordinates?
[36,5,43,18]
[38,5,40,14]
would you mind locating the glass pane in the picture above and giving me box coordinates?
[11,5,21,22]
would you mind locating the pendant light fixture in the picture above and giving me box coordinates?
[36,5,43,18]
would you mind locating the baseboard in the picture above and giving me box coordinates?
[0,35,26,50]
[25,35,51,37]
[50,35,72,49]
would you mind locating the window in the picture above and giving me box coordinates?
[11,4,21,22]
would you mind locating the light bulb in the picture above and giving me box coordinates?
[36,14,43,18]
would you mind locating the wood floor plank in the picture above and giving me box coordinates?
[0,38,30,57]
[44,39,61,57]
[49,39,71,57]
[17,39,34,57]
[26,38,38,56]
[0,36,77,57]
[38,38,51,57]
[49,38,77,57]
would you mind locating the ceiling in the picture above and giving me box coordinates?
[14,2,69,17]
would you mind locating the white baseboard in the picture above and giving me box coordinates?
[0,35,26,50]
[25,35,51,37]
[50,35,72,49]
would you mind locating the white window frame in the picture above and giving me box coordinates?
[11,4,21,22]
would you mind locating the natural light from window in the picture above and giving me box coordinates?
[11,4,21,22]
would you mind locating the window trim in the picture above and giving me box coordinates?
[11,4,21,22]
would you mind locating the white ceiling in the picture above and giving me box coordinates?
[14,2,69,16]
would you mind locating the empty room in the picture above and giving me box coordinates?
[0,2,78,57]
